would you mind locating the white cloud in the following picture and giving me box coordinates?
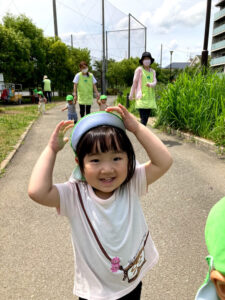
[140,0,210,34]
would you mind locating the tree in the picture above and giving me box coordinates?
[3,14,46,87]
[0,24,31,85]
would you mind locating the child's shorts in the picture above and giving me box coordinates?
[79,281,142,300]
[68,112,77,123]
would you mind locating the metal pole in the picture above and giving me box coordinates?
[102,0,106,94]
[128,13,131,59]
[106,31,108,63]
[170,50,173,82]
[144,27,147,52]
[52,0,58,37]
[129,13,146,28]
[71,34,73,48]
[201,0,212,67]
[160,44,163,68]
[106,30,108,91]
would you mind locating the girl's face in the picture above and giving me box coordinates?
[83,150,128,199]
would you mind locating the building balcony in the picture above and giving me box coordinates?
[211,55,225,66]
[214,7,225,21]
[213,23,225,36]
[215,0,225,7]
[211,39,225,51]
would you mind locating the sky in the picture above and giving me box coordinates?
[0,0,219,67]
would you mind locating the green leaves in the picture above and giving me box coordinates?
[0,14,91,91]
[156,70,225,146]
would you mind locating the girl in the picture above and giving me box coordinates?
[28,104,172,299]
[129,52,157,126]
[73,61,100,118]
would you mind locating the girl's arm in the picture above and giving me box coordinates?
[28,120,74,208]
[106,104,172,185]
[93,84,100,100]
[61,106,68,111]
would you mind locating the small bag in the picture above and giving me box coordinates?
[75,183,149,283]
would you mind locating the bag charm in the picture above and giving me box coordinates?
[111,257,120,272]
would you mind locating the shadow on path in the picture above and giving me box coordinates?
[161,139,182,148]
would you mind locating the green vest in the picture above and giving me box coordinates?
[135,68,157,109]
[77,72,93,105]
[43,79,51,92]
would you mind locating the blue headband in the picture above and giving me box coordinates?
[70,111,126,153]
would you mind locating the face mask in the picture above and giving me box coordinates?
[82,68,88,73]
[143,59,151,66]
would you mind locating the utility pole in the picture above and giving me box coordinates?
[160,44,163,68]
[106,30,108,90]
[71,34,73,48]
[102,0,106,94]
[52,0,58,37]
[128,13,131,59]
[144,27,147,52]
[201,0,212,67]
[170,50,174,82]
[106,30,108,66]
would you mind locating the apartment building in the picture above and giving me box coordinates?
[211,0,225,72]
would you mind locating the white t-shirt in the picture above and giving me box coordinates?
[73,73,97,84]
[55,164,158,300]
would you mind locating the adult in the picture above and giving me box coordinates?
[43,75,52,103]
[129,52,157,126]
[73,61,100,118]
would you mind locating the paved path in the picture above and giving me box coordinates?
[0,97,225,300]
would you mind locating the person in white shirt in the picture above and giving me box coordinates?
[73,61,100,117]
[28,105,173,300]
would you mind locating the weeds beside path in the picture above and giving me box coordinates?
[0,102,60,164]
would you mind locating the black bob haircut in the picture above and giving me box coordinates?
[76,125,136,185]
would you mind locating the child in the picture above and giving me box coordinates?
[195,196,225,300]
[97,94,108,111]
[61,94,78,123]
[37,91,47,114]
[28,104,173,299]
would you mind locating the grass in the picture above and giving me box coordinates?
[0,103,58,165]
[155,70,225,147]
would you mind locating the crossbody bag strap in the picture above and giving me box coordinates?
[75,182,111,262]
[75,182,149,264]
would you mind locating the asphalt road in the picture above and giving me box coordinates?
[0,97,225,300]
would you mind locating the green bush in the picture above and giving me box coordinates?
[156,70,225,146]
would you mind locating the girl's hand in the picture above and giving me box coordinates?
[48,120,74,154]
[146,82,152,87]
[106,104,139,134]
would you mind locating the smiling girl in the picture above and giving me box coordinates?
[28,104,172,300]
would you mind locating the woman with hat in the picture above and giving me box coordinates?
[129,52,157,126]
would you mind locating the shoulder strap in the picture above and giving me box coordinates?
[75,182,111,262]
[75,182,149,262]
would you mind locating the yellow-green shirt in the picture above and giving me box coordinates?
[77,72,94,105]
[135,68,157,109]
